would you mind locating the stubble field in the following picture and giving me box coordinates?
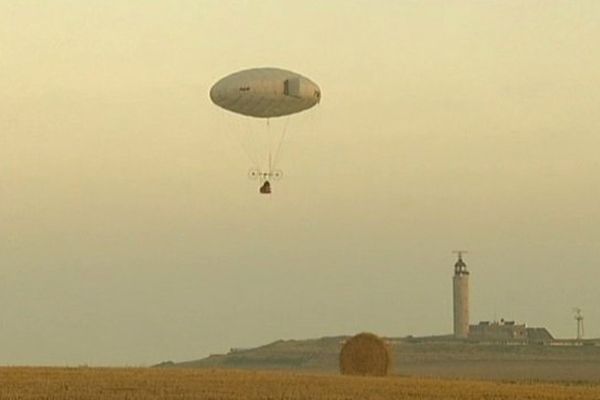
[1,367,599,399]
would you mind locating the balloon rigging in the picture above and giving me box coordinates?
[210,68,321,194]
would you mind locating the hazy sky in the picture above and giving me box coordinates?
[1,1,599,366]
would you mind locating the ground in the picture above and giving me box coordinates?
[1,367,600,400]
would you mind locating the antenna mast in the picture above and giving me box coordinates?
[452,250,468,258]
[573,308,584,340]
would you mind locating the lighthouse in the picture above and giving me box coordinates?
[453,251,470,338]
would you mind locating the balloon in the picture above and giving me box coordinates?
[210,67,321,118]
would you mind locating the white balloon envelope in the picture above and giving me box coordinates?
[210,67,321,118]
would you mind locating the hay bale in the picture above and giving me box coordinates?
[339,332,391,377]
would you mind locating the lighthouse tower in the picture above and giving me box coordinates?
[452,251,470,338]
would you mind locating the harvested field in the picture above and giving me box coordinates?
[1,367,600,399]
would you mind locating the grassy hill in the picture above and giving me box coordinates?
[158,336,600,381]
